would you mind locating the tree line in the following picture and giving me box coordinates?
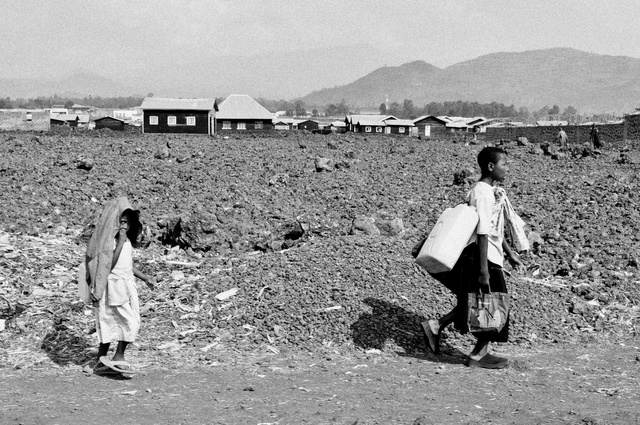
[0,95,144,110]
[255,97,592,122]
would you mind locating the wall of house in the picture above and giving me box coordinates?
[299,121,319,131]
[0,110,49,131]
[387,126,411,135]
[143,110,210,134]
[483,123,625,144]
[624,114,640,140]
[216,119,274,132]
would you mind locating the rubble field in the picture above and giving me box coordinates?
[1,129,639,370]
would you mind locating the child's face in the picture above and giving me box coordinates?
[490,154,509,182]
[119,215,130,232]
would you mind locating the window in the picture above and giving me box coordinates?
[237,122,246,130]
[168,116,177,126]
[399,127,405,133]
[149,116,158,125]
[222,121,231,130]
[365,126,371,132]
[187,116,196,126]
[255,121,263,129]
[376,127,382,133]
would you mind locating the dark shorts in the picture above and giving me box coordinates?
[430,243,509,342]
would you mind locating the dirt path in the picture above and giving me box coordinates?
[1,341,638,425]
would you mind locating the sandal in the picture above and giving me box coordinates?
[465,353,509,369]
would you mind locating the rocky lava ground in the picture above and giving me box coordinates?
[0,129,639,371]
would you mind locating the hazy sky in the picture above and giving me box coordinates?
[2,0,639,79]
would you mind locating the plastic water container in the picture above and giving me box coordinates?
[416,204,478,274]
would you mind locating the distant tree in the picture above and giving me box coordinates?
[325,104,337,117]
[549,104,560,116]
[402,99,415,119]
[147,93,154,98]
[562,105,578,115]
[388,101,401,117]
[336,99,350,116]
[312,108,318,117]
[379,102,387,114]
[294,100,306,117]
[64,100,74,109]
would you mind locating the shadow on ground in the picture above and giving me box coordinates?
[351,298,467,365]
[41,316,94,366]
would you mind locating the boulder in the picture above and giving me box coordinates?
[350,216,380,236]
[315,157,333,172]
[375,217,405,237]
[517,137,530,146]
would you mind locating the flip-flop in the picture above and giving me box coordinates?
[420,321,440,354]
[99,356,135,375]
[93,363,123,376]
[465,353,509,369]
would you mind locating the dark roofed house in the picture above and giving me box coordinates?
[50,113,80,128]
[94,116,126,131]
[216,94,274,132]
[140,97,217,135]
[298,119,319,131]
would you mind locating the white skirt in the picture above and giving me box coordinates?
[95,277,140,343]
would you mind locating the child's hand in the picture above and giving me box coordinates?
[508,253,524,270]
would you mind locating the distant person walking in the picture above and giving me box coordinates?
[590,124,603,149]
[557,128,568,146]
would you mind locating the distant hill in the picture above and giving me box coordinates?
[300,48,640,114]
[0,71,138,99]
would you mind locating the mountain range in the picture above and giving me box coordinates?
[301,48,640,114]
[1,48,638,113]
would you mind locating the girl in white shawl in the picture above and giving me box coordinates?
[85,199,155,375]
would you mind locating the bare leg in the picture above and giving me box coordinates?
[97,343,110,360]
[113,341,129,362]
[469,337,489,361]
[430,307,457,334]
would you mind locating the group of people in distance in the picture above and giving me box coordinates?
[557,123,603,149]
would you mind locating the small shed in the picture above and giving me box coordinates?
[94,116,126,131]
[298,120,320,131]
[273,120,290,130]
[413,115,448,137]
[50,114,79,127]
[141,97,218,135]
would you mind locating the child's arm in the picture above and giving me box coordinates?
[133,266,156,290]
[477,234,491,292]
[503,240,524,269]
[111,229,127,270]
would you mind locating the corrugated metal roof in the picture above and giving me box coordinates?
[217,94,274,120]
[347,114,396,124]
[356,119,386,127]
[52,114,79,121]
[140,97,217,111]
[384,119,414,126]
